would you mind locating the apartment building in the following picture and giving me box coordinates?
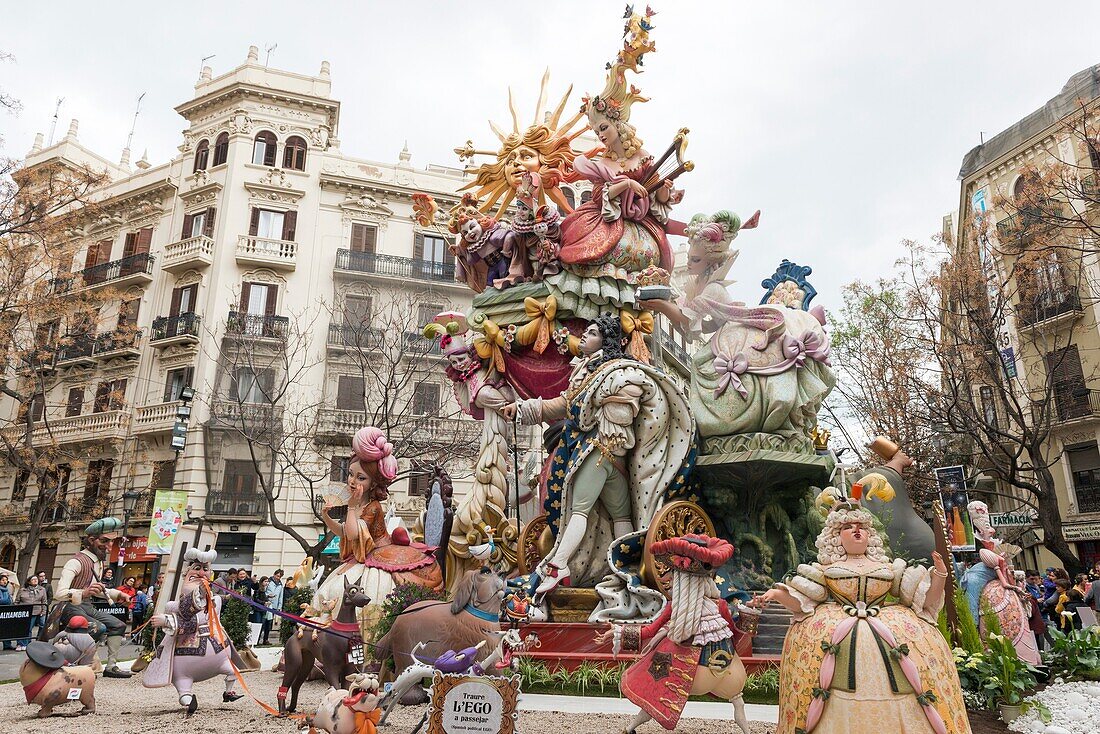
[0,47,598,580]
[953,64,1100,570]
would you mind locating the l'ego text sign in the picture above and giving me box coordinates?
[426,673,519,734]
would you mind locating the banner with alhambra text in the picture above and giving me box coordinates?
[147,490,187,555]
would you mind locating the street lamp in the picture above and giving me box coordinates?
[116,489,142,579]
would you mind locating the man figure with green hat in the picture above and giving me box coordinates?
[54,517,132,678]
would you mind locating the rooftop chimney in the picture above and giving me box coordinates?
[247,45,260,63]
[398,141,412,166]
[119,147,132,170]
[320,60,331,77]
[200,65,212,81]
[31,133,43,153]
[65,119,79,141]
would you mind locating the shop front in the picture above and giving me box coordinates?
[1062,521,1100,569]
[110,536,158,586]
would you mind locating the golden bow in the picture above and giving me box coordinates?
[620,309,654,364]
[474,319,508,373]
[517,296,558,354]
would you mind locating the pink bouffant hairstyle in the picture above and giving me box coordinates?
[352,427,398,484]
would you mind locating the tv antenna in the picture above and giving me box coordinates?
[46,97,64,146]
[199,54,216,75]
[264,43,278,66]
[125,92,146,153]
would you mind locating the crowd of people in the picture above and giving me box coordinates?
[1019,561,1100,645]
[213,567,286,645]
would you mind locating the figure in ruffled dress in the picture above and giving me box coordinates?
[313,427,443,616]
[757,486,972,734]
[642,211,835,446]
[595,534,750,734]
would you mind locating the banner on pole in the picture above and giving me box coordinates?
[147,490,187,555]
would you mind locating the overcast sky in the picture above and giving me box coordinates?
[3,1,1100,311]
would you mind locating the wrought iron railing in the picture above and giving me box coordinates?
[56,334,95,362]
[1034,388,1100,424]
[151,313,202,342]
[1017,291,1081,326]
[226,312,289,339]
[93,329,142,356]
[205,491,266,520]
[1077,483,1100,514]
[81,253,155,286]
[326,324,440,354]
[335,249,456,283]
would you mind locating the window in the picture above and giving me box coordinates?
[414,232,452,278]
[252,131,277,167]
[330,456,351,482]
[240,282,277,316]
[117,299,140,330]
[350,223,377,253]
[20,393,45,423]
[580,190,593,205]
[979,386,997,429]
[212,132,229,167]
[283,136,307,171]
[1046,345,1088,421]
[408,460,432,497]
[35,320,60,349]
[248,207,295,241]
[418,302,444,329]
[66,387,84,417]
[336,375,365,411]
[164,367,194,402]
[121,227,153,258]
[94,379,127,412]
[12,470,30,503]
[233,367,274,404]
[181,207,216,239]
[1013,173,1039,202]
[152,460,177,490]
[193,139,210,172]
[169,284,198,317]
[83,459,115,512]
[343,296,373,327]
[43,464,71,514]
[221,460,258,495]
[563,188,576,210]
[84,239,112,270]
[412,383,441,416]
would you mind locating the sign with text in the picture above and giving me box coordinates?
[110,535,156,563]
[0,604,35,641]
[93,602,131,624]
[935,466,976,552]
[989,512,1036,528]
[147,490,187,554]
[426,673,519,734]
[1063,522,1100,542]
[318,533,341,555]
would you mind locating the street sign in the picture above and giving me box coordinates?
[317,534,341,555]
[426,672,520,734]
[989,512,1035,528]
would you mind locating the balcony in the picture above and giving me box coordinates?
[225,312,289,340]
[995,200,1059,248]
[333,249,458,286]
[151,313,202,346]
[209,399,283,436]
[205,490,266,521]
[316,410,480,447]
[1017,291,1083,330]
[133,401,181,435]
[162,235,215,273]
[326,324,439,355]
[93,329,142,359]
[235,235,297,270]
[81,253,156,289]
[55,335,96,366]
[1077,484,1100,514]
[1034,388,1100,426]
[19,410,132,446]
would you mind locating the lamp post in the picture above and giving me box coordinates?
[115,488,141,581]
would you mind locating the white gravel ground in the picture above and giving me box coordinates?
[1008,680,1100,734]
[0,669,777,733]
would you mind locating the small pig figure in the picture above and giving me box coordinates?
[19,641,96,718]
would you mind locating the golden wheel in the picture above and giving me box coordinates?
[643,500,715,597]
[518,513,550,574]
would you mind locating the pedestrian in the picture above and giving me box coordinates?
[1044,578,1071,624]
[0,573,15,651]
[132,584,149,623]
[251,576,269,626]
[268,569,285,639]
[15,575,47,651]
[102,567,115,588]
[1090,559,1100,583]
[234,568,255,596]
[1061,589,1088,633]
[1024,570,1044,602]
[1084,573,1100,611]
[37,572,52,606]
[1073,573,1090,597]
[148,572,164,601]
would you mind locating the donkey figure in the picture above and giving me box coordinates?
[278,578,370,715]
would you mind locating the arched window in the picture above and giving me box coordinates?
[212,132,229,167]
[1013,172,1039,202]
[580,190,593,205]
[252,131,277,167]
[563,188,576,210]
[283,135,307,171]
[193,140,209,173]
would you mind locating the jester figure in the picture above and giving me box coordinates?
[595,534,750,734]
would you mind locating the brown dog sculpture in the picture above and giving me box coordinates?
[19,641,96,717]
[373,568,503,704]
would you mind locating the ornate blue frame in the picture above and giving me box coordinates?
[760,259,817,311]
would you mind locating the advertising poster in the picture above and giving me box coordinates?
[147,490,187,555]
[935,466,976,552]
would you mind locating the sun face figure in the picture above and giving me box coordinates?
[455,71,588,218]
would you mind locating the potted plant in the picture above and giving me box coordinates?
[982,633,1039,723]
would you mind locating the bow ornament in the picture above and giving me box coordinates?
[517,296,558,354]
[713,352,749,399]
[473,319,508,373]
[620,309,654,364]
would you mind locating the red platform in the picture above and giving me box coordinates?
[518,622,780,674]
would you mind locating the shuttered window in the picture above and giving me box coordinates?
[164,367,194,402]
[153,460,177,489]
[283,136,307,170]
[249,208,292,240]
[252,131,278,167]
[412,383,441,416]
[1046,345,1088,420]
[66,387,84,417]
[350,223,377,253]
[182,208,215,239]
[94,379,127,412]
[85,239,112,269]
[193,140,210,172]
[330,456,351,482]
[343,296,373,326]
[117,299,140,329]
[213,132,229,166]
[239,282,278,316]
[336,375,365,411]
[170,284,198,317]
[233,367,274,403]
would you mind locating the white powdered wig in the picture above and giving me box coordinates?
[815,507,890,565]
[185,548,217,565]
